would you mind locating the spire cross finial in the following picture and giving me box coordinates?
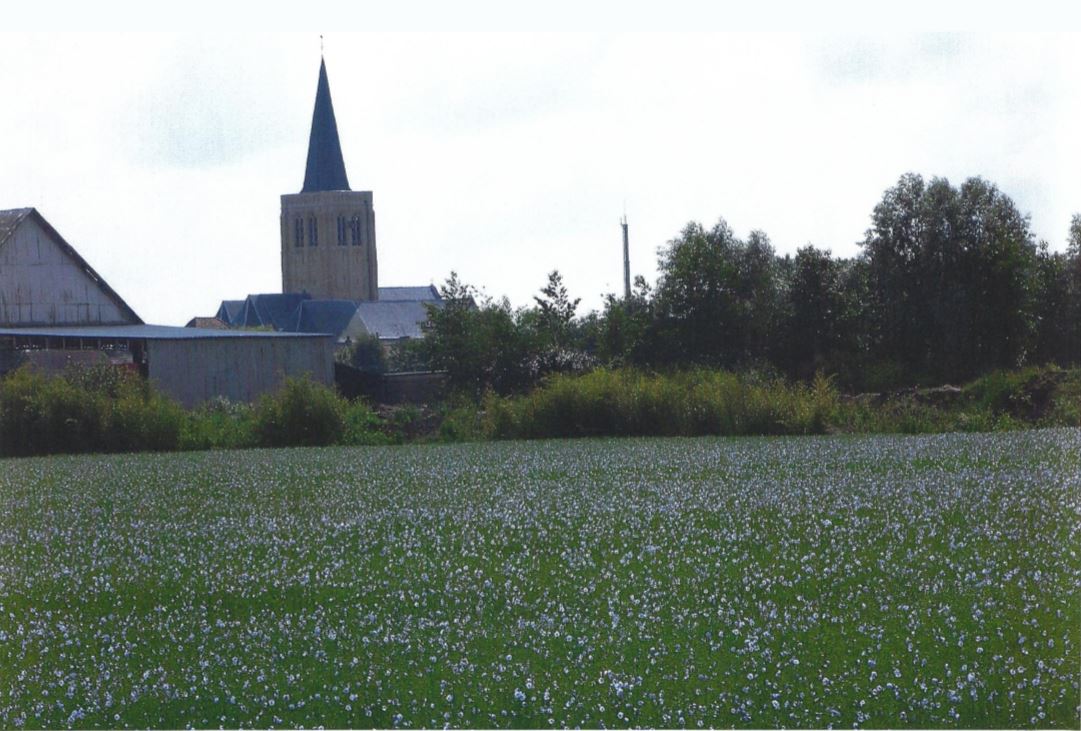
[320,35,324,56]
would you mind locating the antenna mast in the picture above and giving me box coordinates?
[620,214,631,299]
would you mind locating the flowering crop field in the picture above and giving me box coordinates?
[0,430,1078,729]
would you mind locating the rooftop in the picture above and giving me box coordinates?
[301,58,350,193]
[0,324,333,341]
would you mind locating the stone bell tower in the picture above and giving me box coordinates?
[281,57,378,301]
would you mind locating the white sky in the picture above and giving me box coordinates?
[1,28,1079,325]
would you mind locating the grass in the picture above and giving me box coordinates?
[0,431,1078,728]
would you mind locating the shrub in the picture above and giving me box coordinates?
[180,398,257,451]
[343,399,392,446]
[253,376,345,447]
[0,365,184,457]
[341,333,387,374]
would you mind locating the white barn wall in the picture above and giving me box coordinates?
[0,216,136,326]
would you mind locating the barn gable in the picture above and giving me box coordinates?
[0,208,142,327]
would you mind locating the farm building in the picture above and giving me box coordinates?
[0,207,334,407]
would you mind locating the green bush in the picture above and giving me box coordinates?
[180,398,257,451]
[253,376,346,447]
[343,400,392,446]
[0,365,184,457]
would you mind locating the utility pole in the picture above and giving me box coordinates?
[621,215,631,300]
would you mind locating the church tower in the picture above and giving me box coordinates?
[281,58,378,301]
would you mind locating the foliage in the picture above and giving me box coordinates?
[652,221,783,368]
[340,332,387,374]
[532,270,581,347]
[0,365,184,457]
[476,366,1080,441]
[343,400,393,446]
[180,397,257,451]
[593,276,657,366]
[861,174,1040,381]
[385,338,430,373]
[483,368,840,440]
[421,271,594,398]
[252,376,346,447]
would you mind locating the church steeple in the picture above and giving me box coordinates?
[301,58,351,193]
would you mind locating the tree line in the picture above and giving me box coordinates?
[378,173,1080,395]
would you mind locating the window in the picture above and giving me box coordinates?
[350,216,362,246]
[294,218,304,247]
[308,217,318,247]
[337,216,347,246]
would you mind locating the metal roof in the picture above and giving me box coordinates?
[0,324,333,341]
[378,285,442,302]
[301,58,350,193]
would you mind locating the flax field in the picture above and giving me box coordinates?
[0,430,1078,729]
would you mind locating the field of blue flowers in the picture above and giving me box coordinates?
[0,430,1078,729]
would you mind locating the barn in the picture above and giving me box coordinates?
[0,207,334,407]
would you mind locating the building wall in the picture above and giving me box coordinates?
[0,217,136,326]
[280,191,378,301]
[146,336,334,408]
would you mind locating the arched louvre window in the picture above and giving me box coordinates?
[350,216,362,246]
[308,217,318,247]
[294,218,304,247]
[337,216,347,246]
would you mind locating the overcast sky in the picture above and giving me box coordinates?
[1,32,1078,325]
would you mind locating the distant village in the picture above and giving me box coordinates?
[0,57,435,407]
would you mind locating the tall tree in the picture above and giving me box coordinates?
[861,174,1038,381]
[653,219,782,367]
[532,270,581,348]
[779,246,857,380]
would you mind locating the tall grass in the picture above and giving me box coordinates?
[483,368,840,439]
[480,366,1081,440]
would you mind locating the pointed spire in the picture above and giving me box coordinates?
[301,57,351,193]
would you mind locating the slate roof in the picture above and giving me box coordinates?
[215,300,245,326]
[236,293,311,330]
[301,58,350,193]
[288,299,359,336]
[0,207,143,325]
[213,288,440,341]
[378,285,441,302]
[354,300,441,340]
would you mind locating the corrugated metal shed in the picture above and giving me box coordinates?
[0,325,335,407]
